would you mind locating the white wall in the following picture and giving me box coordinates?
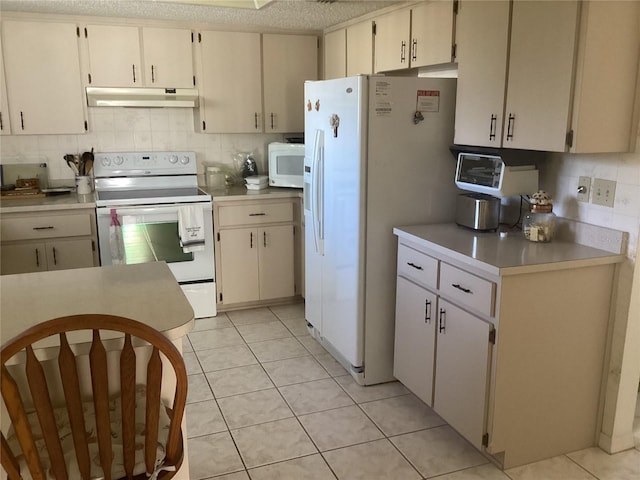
[541,125,640,452]
[0,107,286,184]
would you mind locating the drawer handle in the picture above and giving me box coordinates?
[452,283,472,294]
[425,299,432,324]
[249,213,266,216]
[33,226,55,230]
[439,308,446,334]
[407,262,423,271]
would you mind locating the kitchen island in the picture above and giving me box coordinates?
[0,262,194,479]
[392,222,624,469]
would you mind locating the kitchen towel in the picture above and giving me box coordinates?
[178,205,205,253]
[109,209,126,264]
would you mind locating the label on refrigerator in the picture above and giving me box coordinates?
[417,90,440,113]
[374,80,393,117]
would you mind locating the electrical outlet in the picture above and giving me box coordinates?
[577,176,590,202]
[592,178,616,207]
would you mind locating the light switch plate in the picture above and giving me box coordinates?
[592,178,616,207]
[577,176,590,202]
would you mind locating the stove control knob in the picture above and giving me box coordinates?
[101,157,112,167]
[168,155,179,164]
[180,156,190,165]
[113,156,124,166]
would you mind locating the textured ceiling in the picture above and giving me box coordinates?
[0,0,404,31]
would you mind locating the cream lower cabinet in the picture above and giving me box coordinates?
[0,209,98,275]
[214,198,298,309]
[433,299,492,450]
[394,243,493,450]
[394,234,616,468]
[393,276,437,406]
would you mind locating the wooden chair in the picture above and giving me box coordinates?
[1,314,188,480]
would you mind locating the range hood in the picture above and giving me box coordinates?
[86,87,199,108]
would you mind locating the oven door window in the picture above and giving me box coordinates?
[121,221,193,264]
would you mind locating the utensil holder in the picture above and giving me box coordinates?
[75,175,93,195]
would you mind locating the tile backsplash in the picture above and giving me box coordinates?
[0,107,287,183]
[541,125,640,261]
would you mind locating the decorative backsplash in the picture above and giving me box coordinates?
[0,107,286,183]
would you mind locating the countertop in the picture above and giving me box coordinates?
[394,223,624,277]
[200,185,302,202]
[0,262,194,346]
[0,186,302,213]
[0,192,95,213]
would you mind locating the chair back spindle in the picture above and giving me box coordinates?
[1,314,188,480]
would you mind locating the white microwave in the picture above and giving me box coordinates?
[455,152,538,197]
[268,142,304,188]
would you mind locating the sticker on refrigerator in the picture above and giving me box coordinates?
[374,80,393,116]
[417,90,440,112]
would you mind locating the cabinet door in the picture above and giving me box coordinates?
[324,29,346,80]
[503,1,579,151]
[347,21,373,76]
[263,34,318,133]
[46,239,95,271]
[374,9,410,72]
[258,225,295,300]
[0,37,10,135]
[454,0,509,147]
[219,228,259,304]
[434,299,492,450]
[1,243,47,275]
[199,31,262,133]
[393,277,437,406]
[3,20,86,135]
[86,24,141,87]
[142,27,194,88]
[411,0,455,68]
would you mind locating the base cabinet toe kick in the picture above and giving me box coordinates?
[392,227,619,469]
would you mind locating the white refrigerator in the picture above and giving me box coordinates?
[304,75,459,385]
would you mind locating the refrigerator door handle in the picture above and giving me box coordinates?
[311,129,325,255]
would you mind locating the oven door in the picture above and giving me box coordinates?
[96,202,216,318]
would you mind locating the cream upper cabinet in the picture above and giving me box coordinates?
[347,20,374,76]
[410,0,455,68]
[141,27,194,88]
[324,29,346,79]
[503,1,579,151]
[374,2,455,73]
[454,0,510,148]
[0,37,10,135]
[2,20,86,135]
[263,34,318,133]
[196,30,262,133]
[86,25,194,88]
[455,0,639,153]
[85,25,142,87]
[374,9,410,72]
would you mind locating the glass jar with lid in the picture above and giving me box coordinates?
[523,191,556,242]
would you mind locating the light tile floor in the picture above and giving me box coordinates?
[184,304,640,480]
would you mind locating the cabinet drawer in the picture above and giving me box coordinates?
[218,202,293,227]
[440,263,495,317]
[397,243,438,289]
[1,214,93,241]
